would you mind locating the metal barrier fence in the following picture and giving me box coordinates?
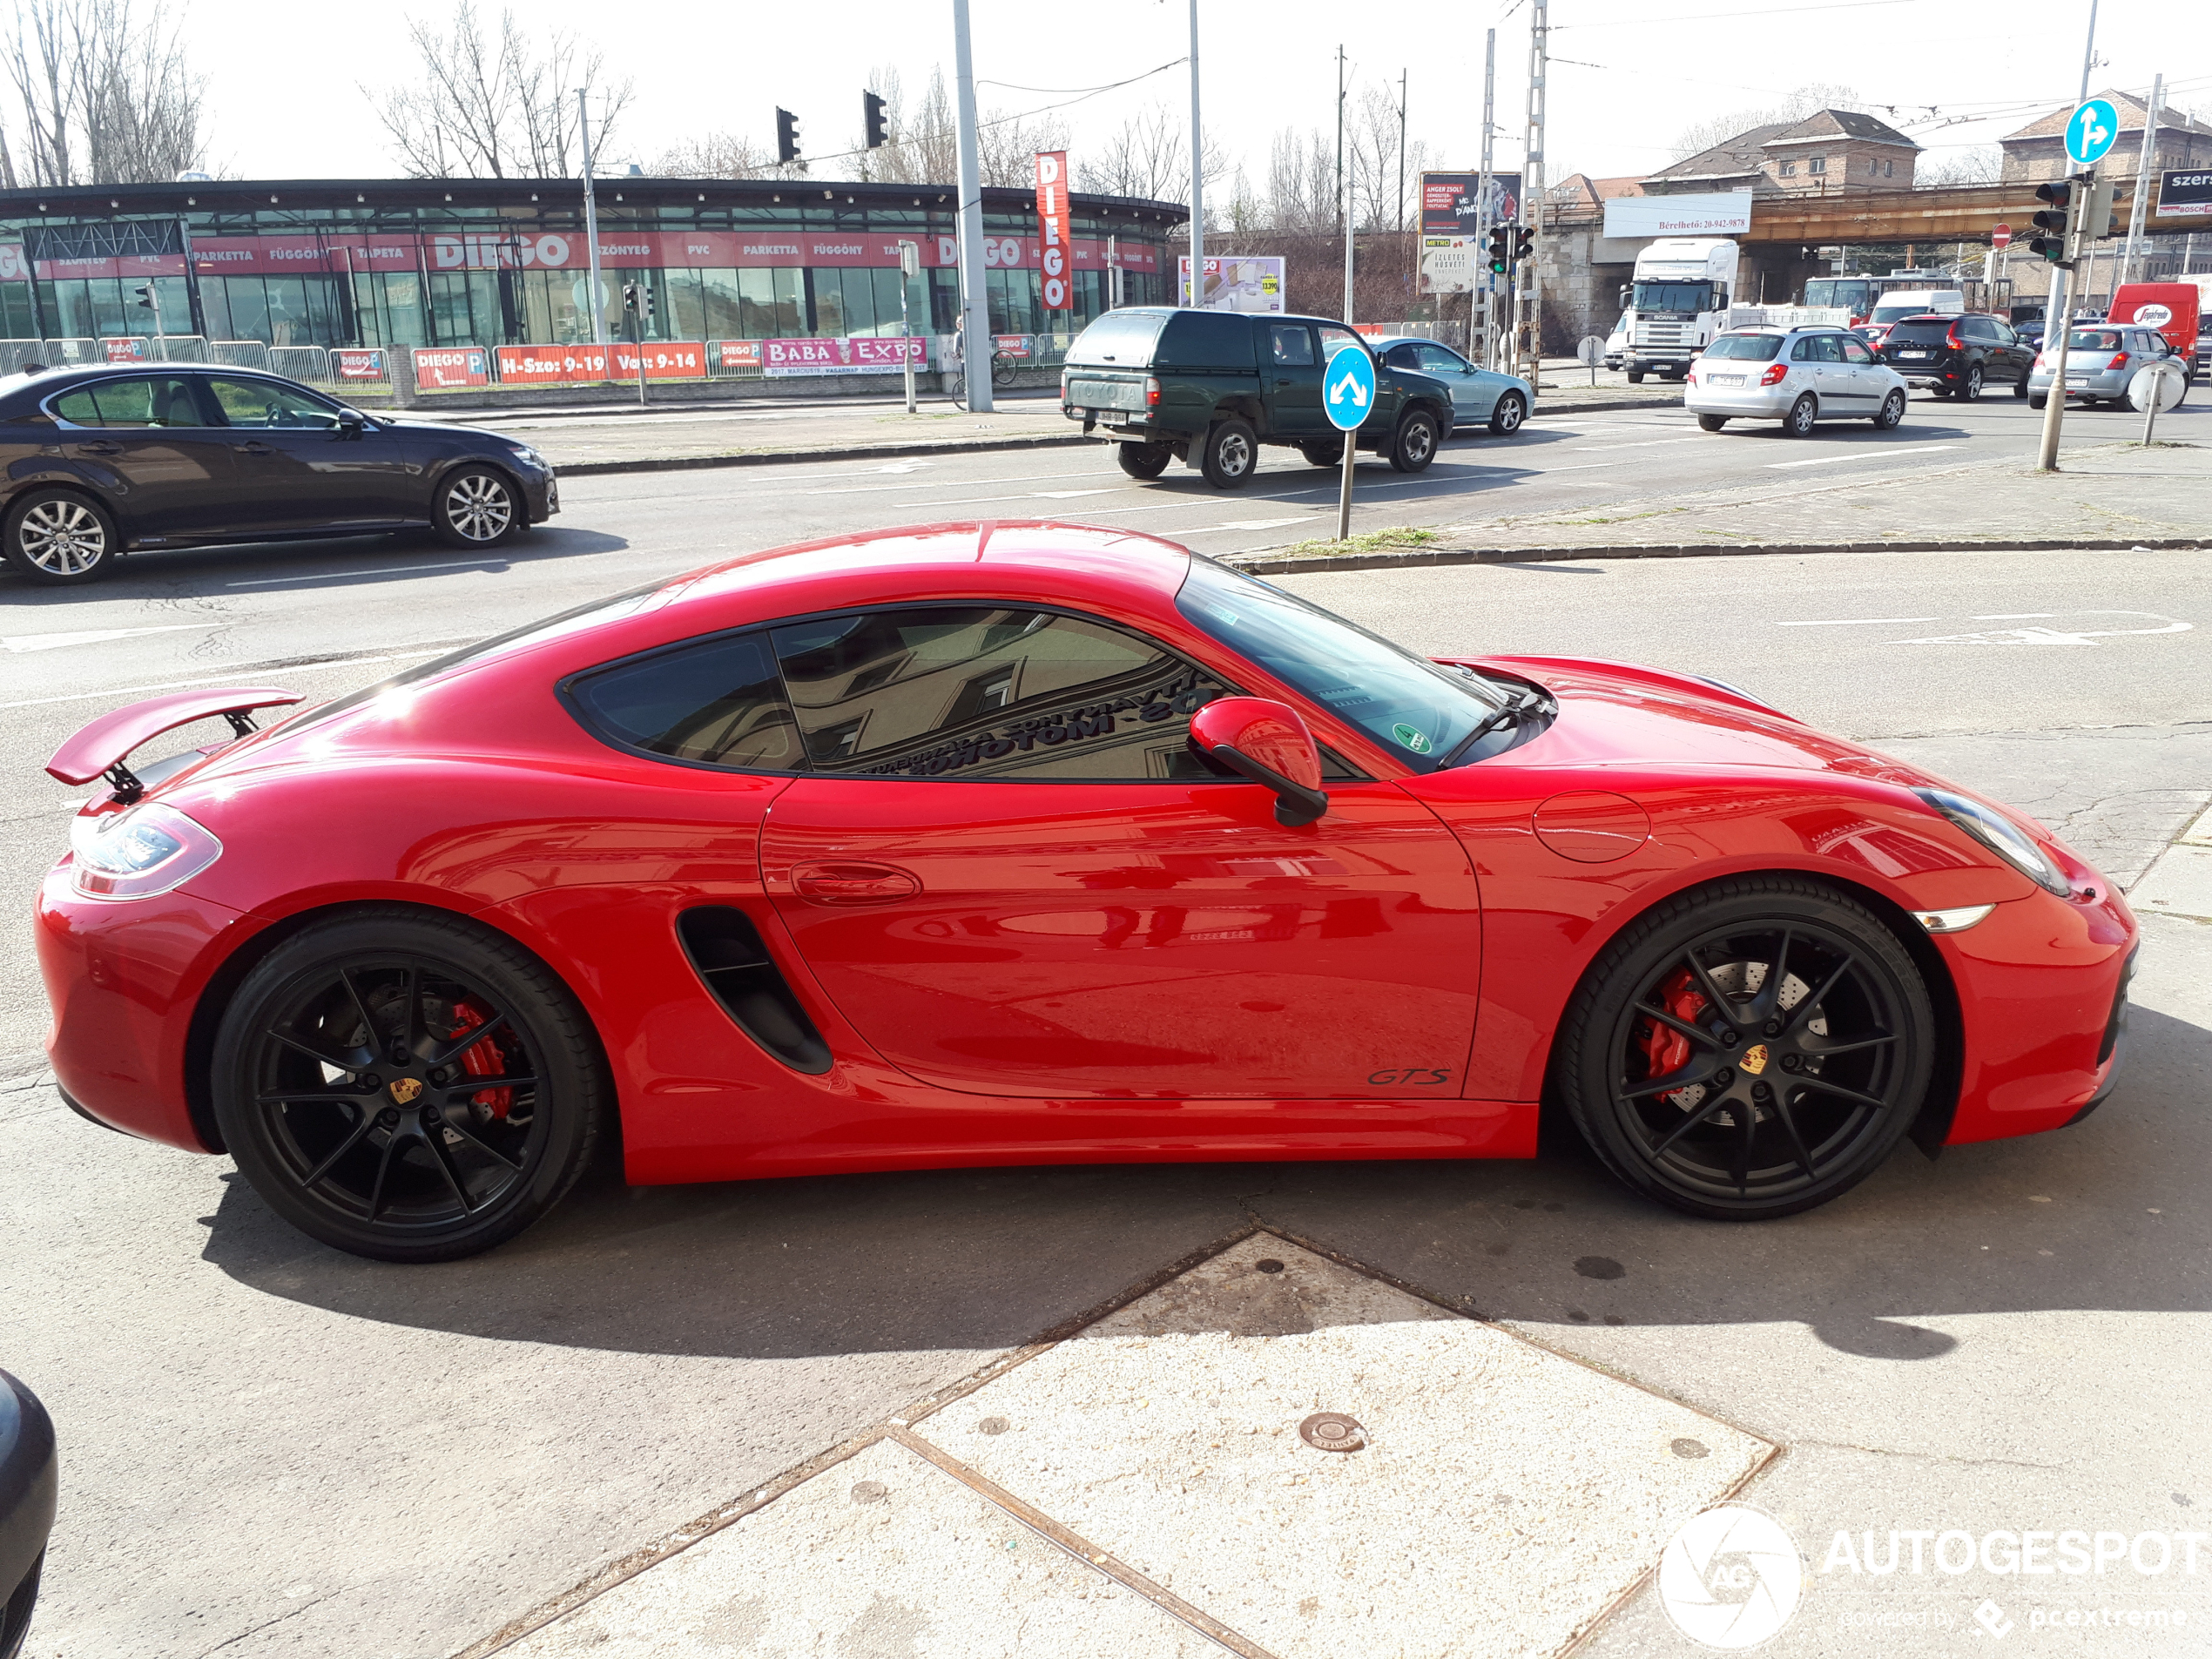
[267,346,329,383]
[211,340,272,371]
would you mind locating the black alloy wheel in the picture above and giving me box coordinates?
[433,467,520,549]
[1558,878,1934,1220]
[1488,390,1527,435]
[1116,442,1172,480]
[1783,394,1818,437]
[1298,438,1345,468]
[1961,365,1984,401]
[212,910,604,1261]
[3,489,117,584]
[1873,388,1906,429]
[1200,417,1258,489]
[1389,408,1440,473]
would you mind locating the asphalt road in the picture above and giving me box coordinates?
[3,394,2210,1658]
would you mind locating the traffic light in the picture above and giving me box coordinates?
[641,285,655,327]
[2081,177,2121,240]
[863,91,888,150]
[1513,226,1534,265]
[775,107,801,165]
[2029,178,2074,266]
[622,282,639,314]
[132,283,155,311]
[1486,224,1511,274]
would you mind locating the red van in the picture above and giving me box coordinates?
[2107,283,2201,376]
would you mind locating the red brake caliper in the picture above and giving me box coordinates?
[1642,968,1707,1087]
[448,1001,512,1120]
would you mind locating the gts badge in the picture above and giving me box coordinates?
[1368,1068,1453,1087]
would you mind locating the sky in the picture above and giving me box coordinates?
[190,0,2209,194]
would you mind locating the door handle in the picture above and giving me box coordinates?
[74,441,122,455]
[790,860,921,906]
[233,440,275,455]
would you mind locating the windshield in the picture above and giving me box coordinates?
[1804,280,1873,312]
[1633,281,1719,314]
[1176,557,1508,771]
[1703,334,1782,361]
[1871,301,1943,325]
[1885,320,1954,344]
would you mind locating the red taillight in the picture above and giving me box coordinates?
[1946,323,1963,348]
[1145,374,1161,408]
[1760,362,1788,386]
[2109,352,2128,370]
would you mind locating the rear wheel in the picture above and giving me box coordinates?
[1696,413,1728,432]
[1872,388,1905,429]
[1487,390,1527,435]
[3,489,117,584]
[433,467,520,549]
[1782,394,1818,437]
[1116,442,1172,480]
[2013,363,2032,397]
[1960,365,1984,401]
[1298,438,1344,468]
[1389,407,1440,473]
[1557,878,1934,1220]
[1198,418,1258,489]
[212,909,606,1262]
[2029,395,2048,410]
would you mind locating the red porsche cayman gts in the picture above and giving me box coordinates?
[37,523,2136,1259]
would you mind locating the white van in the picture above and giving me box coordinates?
[1863,289,1965,346]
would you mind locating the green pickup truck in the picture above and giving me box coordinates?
[1060,308,1459,488]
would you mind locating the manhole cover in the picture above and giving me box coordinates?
[1298,1412,1367,1453]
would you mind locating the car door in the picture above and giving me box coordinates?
[1265,322,1325,436]
[44,376,245,541]
[750,603,1484,1101]
[1836,331,1881,408]
[1415,343,1485,422]
[200,374,417,533]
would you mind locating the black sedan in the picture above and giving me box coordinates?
[0,1371,53,1659]
[0,363,556,585]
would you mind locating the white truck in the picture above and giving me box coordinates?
[1625,238,1751,383]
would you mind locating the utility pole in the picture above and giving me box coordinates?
[952,0,993,411]
[1477,29,1495,368]
[1397,70,1409,323]
[2121,74,2162,285]
[1517,0,1548,382]
[1336,46,1349,320]
[579,88,605,347]
[2036,0,2101,473]
[1187,0,1203,307]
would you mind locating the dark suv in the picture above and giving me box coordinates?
[1877,313,2034,400]
[1061,308,1457,488]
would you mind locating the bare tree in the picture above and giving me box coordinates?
[978,105,1070,188]
[1076,104,1226,204]
[1345,84,1427,232]
[1263,126,1337,233]
[651,132,776,179]
[1916,145,2001,187]
[840,66,957,185]
[1668,84,1868,162]
[2,0,208,186]
[370,3,633,179]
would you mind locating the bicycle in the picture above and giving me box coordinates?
[948,350,1022,408]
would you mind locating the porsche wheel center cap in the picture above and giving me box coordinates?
[1739,1043,1770,1076]
[388,1076,424,1105]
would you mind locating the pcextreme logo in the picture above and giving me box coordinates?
[1658,1504,1805,1649]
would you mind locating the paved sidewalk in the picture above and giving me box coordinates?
[1236,441,2212,573]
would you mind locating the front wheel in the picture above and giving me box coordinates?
[212,909,608,1261]
[1199,418,1258,489]
[1782,394,1818,438]
[1960,365,1984,401]
[3,489,118,584]
[1487,391,1527,435]
[1872,388,1905,429]
[991,350,1019,389]
[1696,413,1728,433]
[1116,442,1172,480]
[1626,369,1645,385]
[1556,877,1935,1220]
[1389,408,1440,473]
[434,468,521,549]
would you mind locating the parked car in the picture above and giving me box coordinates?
[1061,308,1457,486]
[1603,312,1629,369]
[39,525,2134,1256]
[1372,337,1534,435]
[1,1370,55,1659]
[0,364,558,587]
[1685,325,1909,435]
[1877,313,2035,400]
[2027,326,2193,409]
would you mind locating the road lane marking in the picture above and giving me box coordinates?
[1177,516,1322,534]
[1888,611,2191,647]
[1765,444,1959,469]
[227,557,511,588]
[1777,617,1940,627]
[3,623,212,652]
[1573,436,1706,451]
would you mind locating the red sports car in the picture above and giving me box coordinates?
[37,524,2136,1260]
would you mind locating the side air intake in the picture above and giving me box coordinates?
[676,907,833,1075]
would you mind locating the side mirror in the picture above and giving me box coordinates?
[336,409,366,439]
[1189,697,1328,827]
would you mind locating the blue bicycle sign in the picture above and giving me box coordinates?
[1324,344,1376,433]
[2065,98,2119,168]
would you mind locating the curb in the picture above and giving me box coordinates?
[553,432,1090,477]
[1226,535,2211,576]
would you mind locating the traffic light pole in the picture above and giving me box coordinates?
[1517,0,1548,384]
[580,89,606,348]
[1475,28,1495,370]
[951,0,994,412]
[2035,172,2088,474]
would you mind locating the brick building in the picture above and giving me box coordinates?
[1640,109,1920,198]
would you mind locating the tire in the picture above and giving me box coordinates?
[1298,438,1344,468]
[1116,442,1172,480]
[1388,407,1440,473]
[1556,877,1935,1221]
[2029,395,2047,410]
[2,1551,41,1659]
[1872,388,1905,429]
[1487,391,1527,435]
[1696,413,1728,432]
[433,467,521,549]
[1930,386,1952,399]
[1960,365,1984,401]
[212,907,607,1262]
[2013,364,2031,398]
[1782,394,1818,438]
[1627,369,1645,385]
[1198,417,1258,489]
[992,351,1019,389]
[3,489,118,584]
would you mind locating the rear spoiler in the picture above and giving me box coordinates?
[46,686,304,798]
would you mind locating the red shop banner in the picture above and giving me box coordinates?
[496,344,612,385]
[102,337,148,362]
[333,347,388,380]
[610,342,707,381]
[413,347,490,389]
[1034,151,1071,310]
[715,340,763,369]
[759,336,925,377]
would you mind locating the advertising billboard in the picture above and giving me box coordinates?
[2156,168,2212,219]
[1420,172,1521,236]
[1035,151,1072,310]
[1177,255,1286,313]
[1418,238,1483,295]
[758,336,926,377]
[1602,192,1754,238]
[413,347,489,389]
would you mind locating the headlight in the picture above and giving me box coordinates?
[509,444,547,470]
[1913,788,2069,897]
[68,802,223,899]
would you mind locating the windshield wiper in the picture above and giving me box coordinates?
[1436,685,1549,769]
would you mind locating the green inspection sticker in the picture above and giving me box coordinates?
[1393,723,1433,753]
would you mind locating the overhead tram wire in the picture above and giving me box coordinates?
[792,58,1190,171]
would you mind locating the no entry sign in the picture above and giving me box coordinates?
[1992,223,2012,249]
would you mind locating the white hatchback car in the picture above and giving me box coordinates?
[1685,326,1909,435]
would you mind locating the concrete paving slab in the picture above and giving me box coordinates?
[2128,843,2212,921]
[499,1436,1226,1659]
[931,1234,1772,1659]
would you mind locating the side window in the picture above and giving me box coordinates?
[204,376,341,429]
[569,630,804,770]
[48,377,203,427]
[1791,335,1820,361]
[1839,335,1875,365]
[1384,342,1421,369]
[1817,334,1846,361]
[772,606,1238,783]
[1316,325,1362,359]
[1269,324,1315,367]
[1418,344,1467,374]
[49,388,103,426]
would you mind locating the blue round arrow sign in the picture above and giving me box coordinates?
[1323,343,1377,432]
[2065,98,2118,168]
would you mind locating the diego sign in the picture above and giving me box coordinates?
[1034,151,1072,311]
